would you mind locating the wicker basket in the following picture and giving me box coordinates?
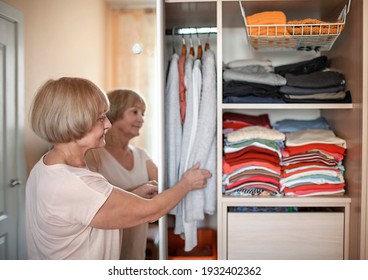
[239,0,349,51]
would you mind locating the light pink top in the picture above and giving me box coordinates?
[25,156,120,260]
[85,145,151,260]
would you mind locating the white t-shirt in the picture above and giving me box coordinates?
[85,145,151,260]
[25,156,120,260]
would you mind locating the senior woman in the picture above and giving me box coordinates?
[86,89,158,260]
[25,77,211,260]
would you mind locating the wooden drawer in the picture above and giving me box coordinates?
[227,212,344,260]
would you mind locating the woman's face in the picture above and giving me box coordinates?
[114,102,145,138]
[78,111,112,149]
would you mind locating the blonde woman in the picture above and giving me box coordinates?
[86,89,157,260]
[25,77,211,260]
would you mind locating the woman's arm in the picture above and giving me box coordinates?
[146,159,158,181]
[90,162,210,229]
[127,159,159,198]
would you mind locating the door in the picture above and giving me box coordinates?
[0,2,26,260]
[156,0,167,260]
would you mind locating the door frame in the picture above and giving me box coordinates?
[0,1,26,259]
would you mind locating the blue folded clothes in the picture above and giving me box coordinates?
[273,117,330,133]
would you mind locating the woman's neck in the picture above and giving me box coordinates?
[105,130,130,152]
[44,143,87,168]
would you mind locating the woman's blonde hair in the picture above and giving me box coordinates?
[106,89,146,123]
[30,77,110,143]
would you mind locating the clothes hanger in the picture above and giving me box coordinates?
[205,32,210,51]
[171,27,176,54]
[196,29,203,59]
[189,34,195,57]
[181,35,187,56]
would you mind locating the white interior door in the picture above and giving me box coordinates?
[0,2,26,260]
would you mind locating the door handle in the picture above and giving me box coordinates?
[10,179,22,187]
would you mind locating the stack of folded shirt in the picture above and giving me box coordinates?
[223,125,285,196]
[223,59,286,103]
[275,55,351,103]
[281,129,346,197]
[275,56,351,103]
[280,70,351,103]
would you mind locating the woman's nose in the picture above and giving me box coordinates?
[105,117,112,129]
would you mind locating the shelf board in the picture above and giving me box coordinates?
[221,195,351,207]
[222,103,353,110]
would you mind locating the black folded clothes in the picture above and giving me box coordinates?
[285,70,345,88]
[223,80,280,97]
[283,91,352,103]
[280,84,345,95]
[274,55,329,76]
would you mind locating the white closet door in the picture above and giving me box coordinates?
[0,2,26,260]
[156,0,168,260]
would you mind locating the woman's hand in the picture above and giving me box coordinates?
[131,180,158,199]
[182,162,212,191]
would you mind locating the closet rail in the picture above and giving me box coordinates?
[165,26,217,36]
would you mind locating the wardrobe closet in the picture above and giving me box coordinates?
[158,0,368,260]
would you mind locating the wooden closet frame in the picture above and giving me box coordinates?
[160,0,368,260]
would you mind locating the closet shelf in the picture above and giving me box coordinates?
[222,195,351,207]
[239,1,349,52]
[222,103,353,110]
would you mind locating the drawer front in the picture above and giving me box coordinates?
[227,212,344,260]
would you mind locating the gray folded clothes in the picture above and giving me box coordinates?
[223,68,287,86]
[285,70,345,88]
[280,84,345,95]
[284,91,346,100]
[225,58,273,69]
[229,64,274,74]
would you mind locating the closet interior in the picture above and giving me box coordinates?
[161,0,367,260]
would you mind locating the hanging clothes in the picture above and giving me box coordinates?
[174,54,198,238]
[185,49,217,219]
[165,53,182,194]
[179,49,217,251]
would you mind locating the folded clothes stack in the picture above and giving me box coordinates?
[223,125,285,197]
[223,58,286,103]
[223,56,352,104]
[280,70,351,103]
[281,129,346,197]
[222,114,347,197]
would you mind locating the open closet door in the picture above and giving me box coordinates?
[156,0,168,260]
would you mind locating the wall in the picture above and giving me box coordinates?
[106,7,158,162]
[2,0,107,173]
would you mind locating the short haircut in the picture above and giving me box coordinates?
[106,89,146,123]
[30,77,110,143]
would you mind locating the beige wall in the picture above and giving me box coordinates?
[2,0,107,173]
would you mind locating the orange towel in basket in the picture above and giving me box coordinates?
[287,18,345,35]
[246,11,289,36]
